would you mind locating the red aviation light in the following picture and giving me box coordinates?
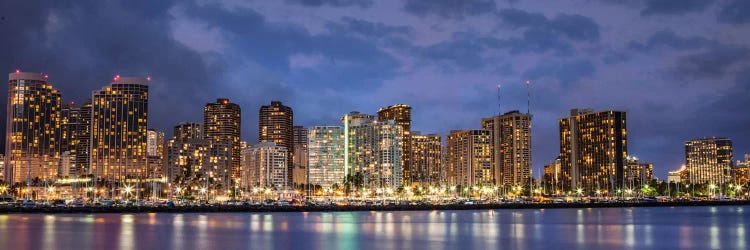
[15,69,20,74]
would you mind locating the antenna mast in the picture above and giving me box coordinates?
[497,83,502,115]
[525,80,531,114]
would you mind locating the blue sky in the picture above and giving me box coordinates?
[1,0,749,178]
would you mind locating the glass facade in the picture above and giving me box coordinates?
[307,126,345,189]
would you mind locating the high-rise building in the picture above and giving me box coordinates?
[482,110,532,187]
[543,157,562,195]
[90,76,149,183]
[733,154,749,186]
[559,108,627,195]
[410,132,442,186]
[624,156,654,188]
[204,98,241,181]
[60,102,90,177]
[166,122,231,192]
[377,104,412,185]
[259,101,294,185]
[5,71,61,184]
[292,126,308,186]
[668,165,688,184]
[343,112,404,189]
[307,126,346,189]
[147,129,166,177]
[446,130,493,187]
[685,137,732,185]
[241,142,289,190]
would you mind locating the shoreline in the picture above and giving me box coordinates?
[1,200,749,214]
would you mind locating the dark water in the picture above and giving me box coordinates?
[0,206,747,250]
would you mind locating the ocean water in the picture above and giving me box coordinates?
[0,206,746,249]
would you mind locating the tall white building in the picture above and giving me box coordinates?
[307,126,346,189]
[241,142,289,190]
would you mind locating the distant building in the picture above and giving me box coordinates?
[624,156,654,188]
[446,130,493,187]
[147,129,166,177]
[343,112,404,190]
[292,126,308,186]
[204,98,241,181]
[543,157,562,194]
[166,123,231,192]
[307,126,345,189]
[482,110,532,187]
[559,108,627,195]
[259,101,294,185]
[668,165,688,184]
[241,142,289,190]
[734,154,750,186]
[377,104,412,185]
[60,101,92,178]
[410,132,442,186]
[685,138,732,185]
[90,76,149,182]
[5,71,61,184]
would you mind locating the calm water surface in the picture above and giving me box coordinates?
[0,206,747,249]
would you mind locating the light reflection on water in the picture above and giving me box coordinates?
[0,206,746,250]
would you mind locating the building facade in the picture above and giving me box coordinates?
[543,157,562,195]
[60,102,90,178]
[377,104,412,186]
[166,123,232,193]
[292,126,308,186]
[90,76,149,183]
[446,130,493,187]
[204,98,241,181]
[734,154,750,186]
[307,126,346,189]
[343,112,404,190]
[410,132,442,186]
[559,109,627,195]
[624,156,654,188]
[5,71,62,184]
[482,110,532,187]
[259,101,294,185]
[241,142,289,190]
[147,129,166,177]
[685,138,732,185]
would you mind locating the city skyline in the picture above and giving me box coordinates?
[1,0,749,180]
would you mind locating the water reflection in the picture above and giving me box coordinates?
[0,206,747,250]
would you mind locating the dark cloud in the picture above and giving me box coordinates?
[627,30,716,52]
[325,17,414,40]
[496,9,600,42]
[640,0,714,16]
[674,45,750,78]
[717,0,750,24]
[404,0,496,19]
[285,0,373,8]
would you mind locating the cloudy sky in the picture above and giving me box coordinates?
[1,0,749,178]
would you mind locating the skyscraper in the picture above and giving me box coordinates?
[377,104,412,185]
[343,112,404,189]
[307,126,346,189]
[147,129,166,177]
[90,76,149,183]
[204,98,241,181]
[61,102,90,177]
[292,126,308,186]
[446,130,493,187]
[559,108,627,195]
[685,137,732,185]
[259,101,294,185]
[482,110,532,187]
[410,132,442,186]
[241,142,289,190]
[5,71,61,184]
